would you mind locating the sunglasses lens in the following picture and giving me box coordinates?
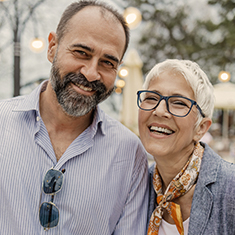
[39,202,59,228]
[43,169,63,194]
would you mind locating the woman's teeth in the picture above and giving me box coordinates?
[150,126,173,135]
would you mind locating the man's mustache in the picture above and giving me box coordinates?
[63,72,107,93]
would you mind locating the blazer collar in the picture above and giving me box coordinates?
[188,142,220,234]
[196,142,219,185]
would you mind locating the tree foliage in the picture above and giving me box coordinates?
[126,0,235,84]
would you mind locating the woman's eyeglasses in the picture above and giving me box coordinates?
[137,90,205,118]
[39,168,65,230]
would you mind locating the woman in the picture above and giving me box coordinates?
[137,59,235,235]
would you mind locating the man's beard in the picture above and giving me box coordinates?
[50,61,114,117]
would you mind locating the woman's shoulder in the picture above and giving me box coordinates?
[202,143,235,172]
[190,143,235,234]
[199,142,235,188]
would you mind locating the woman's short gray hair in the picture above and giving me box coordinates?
[143,59,214,127]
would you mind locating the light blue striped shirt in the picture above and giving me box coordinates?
[0,82,149,235]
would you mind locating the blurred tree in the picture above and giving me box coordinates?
[199,0,235,83]
[126,0,235,84]
[0,0,47,96]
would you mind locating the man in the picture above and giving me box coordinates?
[0,1,148,234]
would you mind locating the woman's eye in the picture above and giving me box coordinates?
[176,102,186,106]
[173,101,188,107]
[144,96,159,102]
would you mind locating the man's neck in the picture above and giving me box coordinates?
[39,81,94,161]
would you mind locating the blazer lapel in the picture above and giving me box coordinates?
[188,143,219,235]
[147,164,157,225]
[188,182,213,234]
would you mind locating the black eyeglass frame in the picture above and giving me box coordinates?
[137,90,205,118]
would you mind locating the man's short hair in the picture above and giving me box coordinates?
[56,0,130,58]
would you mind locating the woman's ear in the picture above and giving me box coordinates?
[47,32,58,63]
[193,117,212,142]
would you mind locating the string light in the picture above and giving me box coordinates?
[30,38,45,53]
[118,66,129,78]
[123,7,142,29]
[218,71,231,82]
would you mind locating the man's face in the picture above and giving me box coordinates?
[50,55,113,117]
[47,6,126,117]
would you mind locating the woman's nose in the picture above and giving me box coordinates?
[153,99,171,117]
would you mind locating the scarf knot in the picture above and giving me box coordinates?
[157,195,168,207]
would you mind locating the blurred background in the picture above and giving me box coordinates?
[0,0,235,163]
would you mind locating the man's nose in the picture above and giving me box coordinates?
[80,60,101,82]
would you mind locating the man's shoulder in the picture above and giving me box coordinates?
[0,96,25,112]
[0,83,42,114]
[102,112,140,139]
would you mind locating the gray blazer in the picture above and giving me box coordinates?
[148,143,235,235]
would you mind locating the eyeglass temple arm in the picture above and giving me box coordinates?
[196,104,205,118]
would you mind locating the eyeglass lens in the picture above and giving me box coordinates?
[39,169,65,230]
[39,201,59,228]
[43,169,64,194]
[138,91,193,117]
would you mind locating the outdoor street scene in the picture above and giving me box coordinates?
[1,0,235,234]
[0,0,235,163]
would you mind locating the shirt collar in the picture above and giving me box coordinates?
[90,105,106,137]
[13,80,106,136]
[13,80,48,113]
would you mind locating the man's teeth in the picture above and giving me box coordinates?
[75,83,92,92]
[150,126,173,134]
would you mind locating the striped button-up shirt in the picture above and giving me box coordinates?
[0,82,149,235]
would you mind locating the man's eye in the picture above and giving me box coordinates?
[101,60,115,69]
[74,50,88,57]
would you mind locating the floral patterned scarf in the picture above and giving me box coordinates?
[148,142,204,235]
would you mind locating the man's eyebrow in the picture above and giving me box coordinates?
[104,54,120,64]
[70,44,120,64]
[71,43,94,53]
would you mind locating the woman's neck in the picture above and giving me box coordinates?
[154,145,195,191]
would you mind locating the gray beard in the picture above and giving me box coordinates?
[50,62,113,117]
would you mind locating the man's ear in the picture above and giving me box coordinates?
[193,117,212,142]
[47,32,58,63]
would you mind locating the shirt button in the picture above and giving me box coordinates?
[36,116,40,122]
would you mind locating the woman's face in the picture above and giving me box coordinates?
[138,70,202,162]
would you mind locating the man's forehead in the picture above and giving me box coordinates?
[70,6,118,24]
[60,5,126,61]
